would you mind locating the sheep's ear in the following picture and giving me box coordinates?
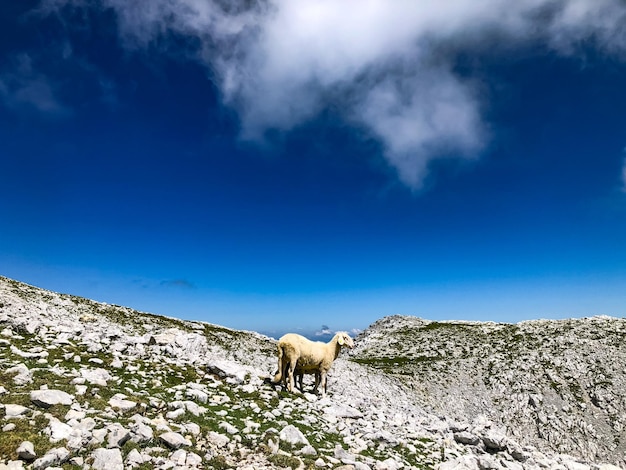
[338,335,345,346]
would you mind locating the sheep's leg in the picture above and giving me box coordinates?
[296,371,304,392]
[286,361,296,393]
[320,371,327,398]
[312,372,321,393]
[280,359,291,390]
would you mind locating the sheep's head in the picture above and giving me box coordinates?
[336,332,354,349]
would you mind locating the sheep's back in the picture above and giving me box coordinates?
[278,333,328,367]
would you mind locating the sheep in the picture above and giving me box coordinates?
[272,331,354,398]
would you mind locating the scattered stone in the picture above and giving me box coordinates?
[125,448,147,466]
[159,431,191,449]
[108,394,137,412]
[207,431,230,448]
[482,431,507,451]
[279,424,310,447]
[30,389,73,408]
[6,364,32,385]
[79,368,111,386]
[107,424,131,448]
[219,421,238,435]
[4,404,29,418]
[16,441,36,460]
[32,447,70,470]
[130,422,154,443]
[1,277,625,470]
[324,404,363,419]
[45,417,73,442]
[0,461,24,470]
[91,448,123,470]
[454,431,481,446]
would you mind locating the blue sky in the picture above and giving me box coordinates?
[1,1,626,337]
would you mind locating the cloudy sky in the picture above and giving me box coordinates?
[2,0,626,336]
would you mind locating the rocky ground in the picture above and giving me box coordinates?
[0,275,624,469]
[352,316,626,468]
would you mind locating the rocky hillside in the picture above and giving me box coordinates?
[352,315,626,467]
[0,275,623,470]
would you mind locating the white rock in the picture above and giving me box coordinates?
[159,431,191,449]
[185,388,208,403]
[170,449,187,465]
[125,448,147,466]
[45,418,73,442]
[91,428,108,444]
[108,395,137,412]
[30,389,73,408]
[107,424,131,448]
[6,363,32,385]
[324,404,363,419]
[279,424,310,447]
[64,409,85,421]
[482,431,508,452]
[32,447,70,470]
[110,358,123,368]
[0,461,24,470]
[438,455,480,470]
[454,431,481,446]
[207,359,252,384]
[91,448,123,470]
[183,400,206,416]
[207,431,230,448]
[219,421,239,435]
[130,422,154,443]
[186,451,203,466]
[184,422,201,436]
[4,404,30,418]
[80,367,111,386]
[16,441,36,460]
[166,408,185,420]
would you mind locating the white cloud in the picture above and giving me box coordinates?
[39,0,626,187]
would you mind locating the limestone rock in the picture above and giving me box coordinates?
[30,389,73,408]
[279,424,310,447]
[4,404,29,418]
[108,394,137,412]
[32,447,70,470]
[159,431,191,449]
[6,364,32,385]
[91,448,123,470]
[16,441,36,460]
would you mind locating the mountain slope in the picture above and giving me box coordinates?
[352,315,626,466]
[1,276,624,469]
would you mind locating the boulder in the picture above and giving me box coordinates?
[91,448,123,470]
[159,431,192,449]
[30,389,73,408]
[32,447,70,470]
[16,441,36,461]
[4,404,29,418]
[279,424,310,447]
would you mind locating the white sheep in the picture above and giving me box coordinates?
[272,331,354,398]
